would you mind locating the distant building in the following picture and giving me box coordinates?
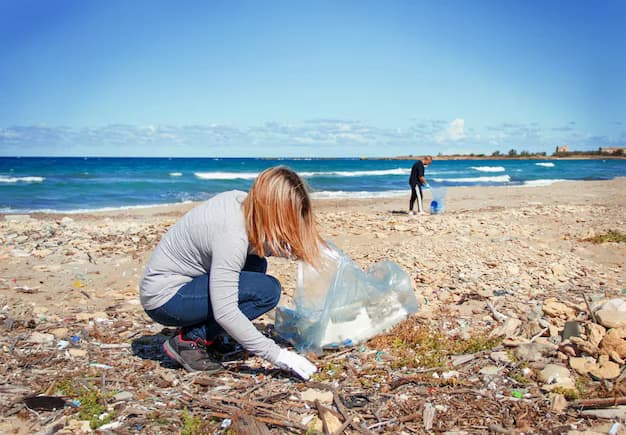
[599,147,625,154]
[555,145,570,153]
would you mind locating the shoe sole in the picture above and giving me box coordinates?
[162,340,223,374]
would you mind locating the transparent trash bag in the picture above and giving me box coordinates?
[275,241,419,353]
[429,186,447,214]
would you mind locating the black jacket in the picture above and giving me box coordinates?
[409,160,425,187]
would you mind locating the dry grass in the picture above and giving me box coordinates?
[368,317,501,368]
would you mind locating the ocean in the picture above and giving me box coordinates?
[1,157,625,213]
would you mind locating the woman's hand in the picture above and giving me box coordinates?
[276,349,317,380]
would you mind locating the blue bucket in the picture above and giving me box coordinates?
[429,187,447,214]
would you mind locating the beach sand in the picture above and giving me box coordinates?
[1,178,625,433]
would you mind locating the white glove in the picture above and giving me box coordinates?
[275,349,317,380]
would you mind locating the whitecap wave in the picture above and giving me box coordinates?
[523,179,568,186]
[301,168,409,177]
[169,172,183,177]
[311,189,406,199]
[432,175,511,183]
[0,175,45,183]
[193,168,408,180]
[471,166,505,172]
[535,162,555,167]
[194,172,259,180]
[0,200,196,214]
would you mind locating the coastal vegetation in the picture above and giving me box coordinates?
[384,147,625,161]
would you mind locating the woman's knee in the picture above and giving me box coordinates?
[265,275,282,307]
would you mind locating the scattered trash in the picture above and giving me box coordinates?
[24,395,67,411]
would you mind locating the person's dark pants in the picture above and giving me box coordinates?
[145,255,281,342]
[409,184,423,212]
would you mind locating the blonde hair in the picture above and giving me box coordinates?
[243,166,323,267]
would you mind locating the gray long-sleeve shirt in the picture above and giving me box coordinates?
[140,190,281,363]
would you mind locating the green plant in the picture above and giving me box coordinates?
[181,408,207,435]
[582,230,626,244]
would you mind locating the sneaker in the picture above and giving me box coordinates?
[409,211,416,215]
[163,332,224,373]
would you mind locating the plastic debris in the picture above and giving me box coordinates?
[429,187,447,214]
[24,395,67,411]
[275,242,418,352]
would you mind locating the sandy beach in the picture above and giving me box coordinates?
[1,178,625,433]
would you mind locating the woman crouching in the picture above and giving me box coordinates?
[140,166,321,379]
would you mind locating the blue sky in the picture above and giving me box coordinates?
[1,0,624,157]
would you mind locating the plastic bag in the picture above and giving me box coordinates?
[429,186,447,214]
[275,242,418,353]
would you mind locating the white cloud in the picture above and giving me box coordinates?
[435,118,466,143]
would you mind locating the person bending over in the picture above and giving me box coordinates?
[408,155,432,214]
[140,166,322,380]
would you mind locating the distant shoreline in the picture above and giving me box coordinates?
[2,155,625,160]
[362,155,626,161]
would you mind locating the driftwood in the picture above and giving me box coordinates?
[232,412,272,435]
[570,396,626,409]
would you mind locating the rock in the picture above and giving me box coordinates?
[300,388,333,404]
[549,263,567,279]
[76,312,109,321]
[490,351,513,364]
[10,249,30,257]
[515,342,557,362]
[588,355,621,380]
[489,317,521,338]
[64,419,92,434]
[537,364,575,390]
[561,321,581,340]
[49,327,69,338]
[113,391,134,402]
[550,393,568,413]
[60,217,74,225]
[27,332,55,345]
[599,327,626,363]
[479,365,501,376]
[451,354,475,366]
[69,348,88,357]
[599,298,626,312]
[586,322,606,348]
[580,406,626,420]
[543,297,576,319]
[595,309,626,329]
[569,356,596,375]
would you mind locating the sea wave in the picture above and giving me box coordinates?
[169,172,183,177]
[0,200,195,214]
[311,189,406,199]
[470,166,505,172]
[194,172,258,180]
[193,168,409,180]
[0,175,45,183]
[535,162,555,167]
[432,175,511,183]
[523,179,568,186]
[301,168,409,177]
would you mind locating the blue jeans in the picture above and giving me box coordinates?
[145,255,281,342]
